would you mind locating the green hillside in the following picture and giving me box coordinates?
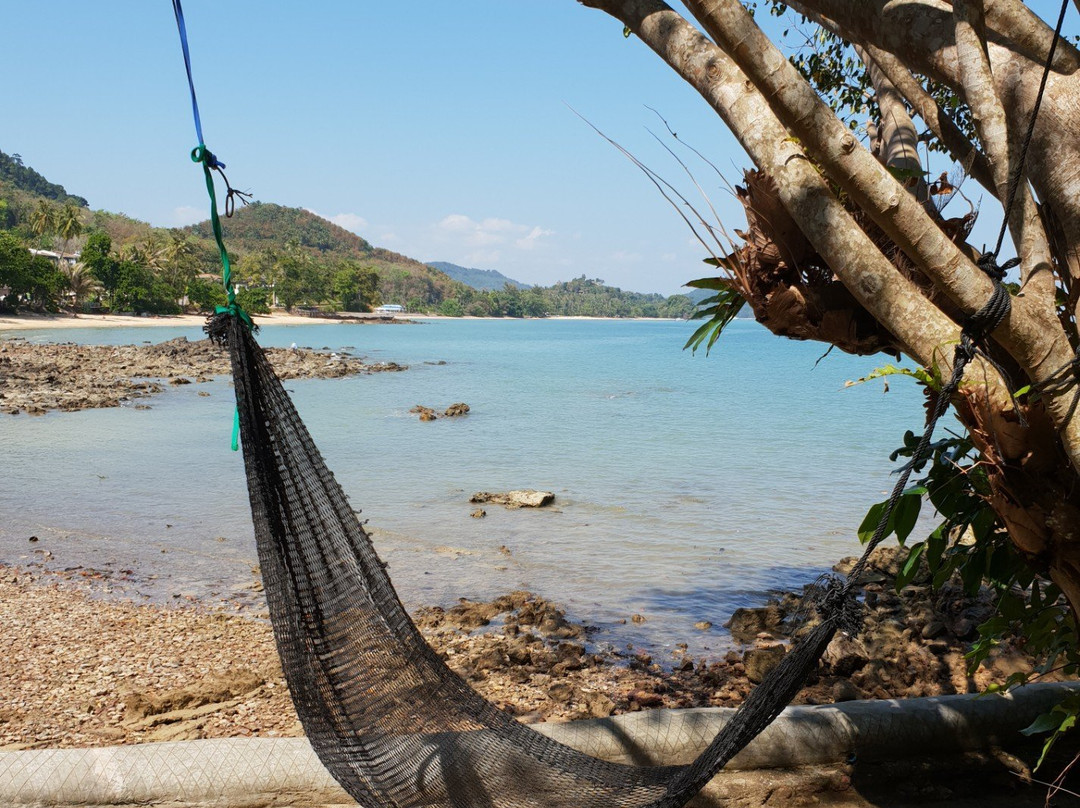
[183,202,465,308]
[0,148,466,314]
[189,202,373,255]
[0,151,88,207]
[0,148,697,319]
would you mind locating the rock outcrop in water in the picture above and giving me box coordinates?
[0,337,406,415]
[469,490,555,509]
[410,402,470,421]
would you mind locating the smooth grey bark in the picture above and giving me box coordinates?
[857,42,995,195]
[579,0,960,365]
[786,0,1080,288]
[678,0,1080,477]
[576,0,1080,614]
[857,46,931,208]
[953,0,1056,304]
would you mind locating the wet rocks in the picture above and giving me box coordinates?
[470,490,555,509]
[743,645,786,684]
[0,337,406,415]
[410,402,470,421]
[411,405,438,422]
[726,603,786,643]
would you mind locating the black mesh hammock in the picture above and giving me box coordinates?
[179,0,1075,795]
[206,311,869,808]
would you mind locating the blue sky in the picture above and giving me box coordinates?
[2,1,1052,295]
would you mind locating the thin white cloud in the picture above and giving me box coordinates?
[170,205,205,226]
[303,209,370,235]
[465,248,502,265]
[329,213,370,234]
[515,225,554,251]
[435,214,553,251]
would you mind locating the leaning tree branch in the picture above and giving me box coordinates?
[953,0,1057,306]
[678,0,1080,475]
[983,0,1080,74]
[797,8,997,197]
[855,45,933,210]
[783,0,962,85]
[858,42,996,195]
[577,0,1017,400]
[786,0,1078,89]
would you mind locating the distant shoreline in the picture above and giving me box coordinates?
[0,312,693,332]
[0,313,399,330]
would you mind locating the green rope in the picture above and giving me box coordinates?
[190,144,251,450]
[173,3,250,452]
[190,145,252,325]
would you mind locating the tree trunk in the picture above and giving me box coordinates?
[578,0,1080,618]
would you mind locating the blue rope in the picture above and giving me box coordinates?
[171,0,208,151]
[172,0,247,451]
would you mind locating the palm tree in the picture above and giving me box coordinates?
[56,204,84,259]
[122,235,165,271]
[62,262,101,309]
[161,231,197,302]
[28,200,57,241]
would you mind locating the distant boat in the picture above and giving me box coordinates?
[374,304,404,314]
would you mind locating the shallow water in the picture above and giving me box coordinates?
[0,318,939,658]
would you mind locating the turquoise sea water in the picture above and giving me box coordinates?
[0,318,935,659]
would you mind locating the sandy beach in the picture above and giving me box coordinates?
[0,545,1046,752]
[0,312,407,332]
[0,312,681,333]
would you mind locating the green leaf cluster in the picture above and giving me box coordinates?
[859,419,1080,767]
[682,273,746,355]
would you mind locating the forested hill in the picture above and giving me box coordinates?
[188,202,374,255]
[427,261,529,291]
[0,150,88,207]
[0,150,697,318]
[183,202,465,304]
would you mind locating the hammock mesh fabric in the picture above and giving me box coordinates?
[208,312,847,808]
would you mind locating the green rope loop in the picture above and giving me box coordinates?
[191,143,248,319]
[192,143,251,452]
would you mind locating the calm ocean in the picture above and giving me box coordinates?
[0,318,934,659]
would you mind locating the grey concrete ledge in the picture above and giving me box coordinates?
[2,682,1075,806]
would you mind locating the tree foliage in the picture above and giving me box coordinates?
[0,231,65,311]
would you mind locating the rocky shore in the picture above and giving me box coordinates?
[0,547,1049,751]
[0,336,406,415]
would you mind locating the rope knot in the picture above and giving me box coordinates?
[963,279,1011,346]
[213,302,256,332]
[190,144,226,170]
[976,251,1012,281]
[803,574,863,637]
